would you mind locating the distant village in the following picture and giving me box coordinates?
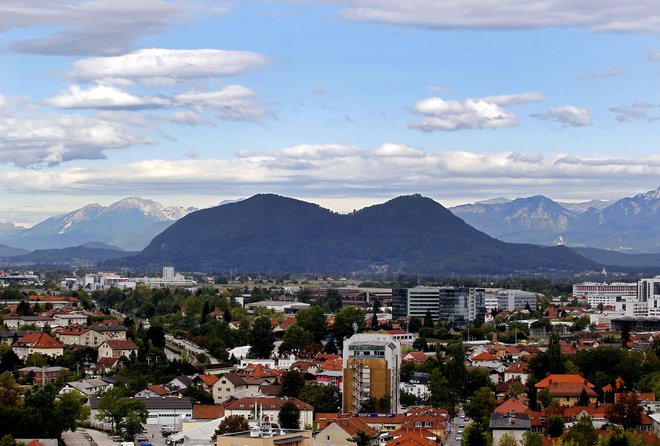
[1,267,660,446]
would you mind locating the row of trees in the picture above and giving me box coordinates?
[0,372,89,439]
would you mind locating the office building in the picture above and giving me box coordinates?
[393,287,485,328]
[496,289,537,312]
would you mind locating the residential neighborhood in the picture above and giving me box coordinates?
[2,273,660,446]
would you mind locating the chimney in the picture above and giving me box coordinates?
[492,332,498,343]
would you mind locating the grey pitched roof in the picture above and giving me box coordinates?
[489,412,531,430]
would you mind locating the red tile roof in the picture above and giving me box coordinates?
[197,374,219,386]
[14,332,62,349]
[495,398,529,414]
[104,340,138,350]
[331,417,377,437]
[472,352,499,361]
[192,404,225,419]
[385,432,436,446]
[536,374,595,389]
[223,397,313,411]
[146,385,171,396]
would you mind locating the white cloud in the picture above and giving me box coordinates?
[531,106,592,126]
[573,68,625,81]
[610,101,657,122]
[0,108,152,167]
[44,84,270,121]
[3,0,190,55]
[334,0,660,33]
[482,92,544,106]
[648,48,660,60]
[409,92,542,131]
[369,143,426,158]
[278,144,362,160]
[175,85,268,120]
[71,48,270,82]
[44,85,170,109]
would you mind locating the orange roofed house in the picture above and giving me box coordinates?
[535,374,598,407]
[12,332,63,360]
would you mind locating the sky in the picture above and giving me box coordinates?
[2,0,660,226]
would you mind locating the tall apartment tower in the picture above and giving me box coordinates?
[342,333,401,414]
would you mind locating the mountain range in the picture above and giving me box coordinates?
[115,193,597,274]
[450,187,660,253]
[0,243,133,268]
[0,197,194,252]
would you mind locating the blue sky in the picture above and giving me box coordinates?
[2,0,660,225]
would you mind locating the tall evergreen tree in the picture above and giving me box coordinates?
[548,332,564,374]
[423,310,434,328]
[370,298,380,330]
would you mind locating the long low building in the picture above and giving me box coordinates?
[89,396,193,426]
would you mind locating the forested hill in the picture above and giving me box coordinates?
[118,193,597,274]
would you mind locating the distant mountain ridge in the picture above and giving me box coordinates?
[0,197,194,251]
[0,243,29,257]
[115,193,597,274]
[0,244,135,268]
[451,187,660,253]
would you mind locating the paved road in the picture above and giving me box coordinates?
[62,428,115,446]
[165,334,219,364]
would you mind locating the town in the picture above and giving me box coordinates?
[1,268,660,446]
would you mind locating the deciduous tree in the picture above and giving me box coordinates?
[606,393,642,430]
[278,401,300,429]
[213,415,249,438]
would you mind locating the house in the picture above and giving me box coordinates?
[535,374,598,407]
[17,366,68,385]
[12,332,64,360]
[223,397,314,428]
[0,331,25,346]
[59,378,113,396]
[53,313,88,327]
[212,373,250,403]
[192,374,219,392]
[313,418,378,446]
[91,323,127,341]
[316,370,343,389]
[400,372,430,401]
[167,375,194,391]
[504,362,529,383]
[489,412,531,446]
[91,357,121,375]
[4,316,56,331]
[135,385,175,398]
[55,326,104,347]
[28,295,80,309]
[402,351,430,364]
[98,339,138,359]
